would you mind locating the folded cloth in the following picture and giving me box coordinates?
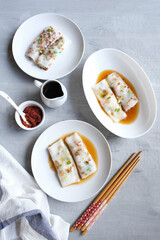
[0,145,70,240]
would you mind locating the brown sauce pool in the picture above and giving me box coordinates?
[96,70,139,124]
[48,132,98,185]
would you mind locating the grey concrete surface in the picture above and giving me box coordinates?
[0,0,160,239]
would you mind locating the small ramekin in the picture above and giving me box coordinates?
[15,100,45,130]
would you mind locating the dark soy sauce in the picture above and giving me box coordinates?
[43,82,63,99]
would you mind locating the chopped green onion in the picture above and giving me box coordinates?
[54,50,57,54]
[128,90,132,94]
[47,28,51,32]
[120,89,124,92]
[38,38,41,44]
[117,108,120,112]
[63,176,67,181]
[59,164,62,167]
[66,161,71,165]
[107,96,111,99]
[39,50,43,54]
[102,93,106,98]
[86,168,91,172]
[118,101,122,104]
[59,51,62,53]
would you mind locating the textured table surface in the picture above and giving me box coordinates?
[0,0,160,239]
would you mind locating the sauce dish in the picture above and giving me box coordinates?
[15,100,45,130]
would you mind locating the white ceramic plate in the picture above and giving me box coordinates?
[31,120,112,202]
[82,48,157,138]
[12,13,84,80]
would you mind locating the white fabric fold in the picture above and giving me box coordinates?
[0,145,70,240]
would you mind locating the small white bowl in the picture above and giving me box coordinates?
[15,100,45,130]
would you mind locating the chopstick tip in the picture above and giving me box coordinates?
[77,225,82,230]
[70,227,75,232]
[82,229,88,236]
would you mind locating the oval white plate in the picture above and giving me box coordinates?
[82,48,157,138]
[12,13,84,80]
[31,120,112,202]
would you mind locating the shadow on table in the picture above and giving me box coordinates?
[24,138,37,176]
[7,106,40,176]
[7,35,34,83]
[7,36,46,176]
[7,34,44,104]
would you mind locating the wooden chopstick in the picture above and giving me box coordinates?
[82,156,141,236]
[70,152,137,232]
[92,152,137,203]
[101,153,141,202]
[80,153,141,232]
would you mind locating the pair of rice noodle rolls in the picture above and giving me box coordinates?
[48,133,97,187]
[26,26,65,70]
[92,72,138,122]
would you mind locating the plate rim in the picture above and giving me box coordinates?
[12,12,85,80]
[82,48,157,139]
[31,119,112,202]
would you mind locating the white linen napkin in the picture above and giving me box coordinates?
[0,145,70,240]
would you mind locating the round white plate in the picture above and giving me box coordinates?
[82,48,157,138]
[12,13,84,80]
[31,120,112,202]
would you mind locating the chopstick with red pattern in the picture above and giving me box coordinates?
[81,155,141,235]
[70,152,141,232]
